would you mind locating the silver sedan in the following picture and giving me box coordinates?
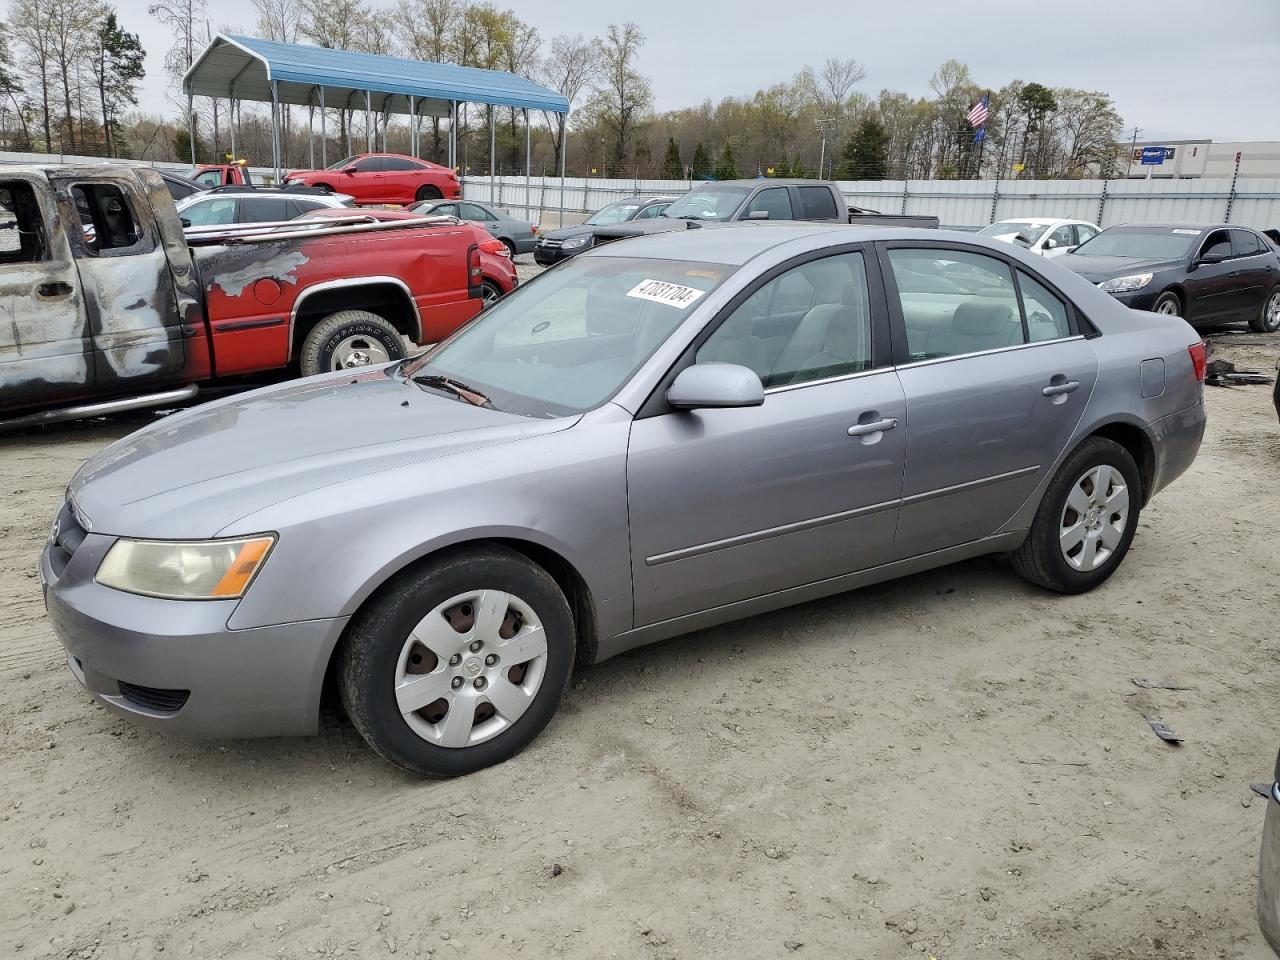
[42,224,1206,777]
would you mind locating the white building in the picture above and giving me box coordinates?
[1123,140,1280,178]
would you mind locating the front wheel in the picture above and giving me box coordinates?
[1012,437,1141,594]
[298,309,404,377]
[416,184,443,202]
[1250,286,1280,333]
[1152,291,1182,316]
[337,547,575,777]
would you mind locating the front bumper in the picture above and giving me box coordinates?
[1260,782,1280,955]
[40,515,348,739]
[1105,288,1161,311]
[533,243,586,266]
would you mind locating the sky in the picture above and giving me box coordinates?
[117,0,1280,143]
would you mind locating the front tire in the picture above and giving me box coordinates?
[1012,437,1141,594]
[298,309,404,377]
[1152,291,1182,316]
[1250,286,1280,333]
[416,184,443,202]
[337,547,575,777]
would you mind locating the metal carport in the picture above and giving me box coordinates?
[182,34,571,217]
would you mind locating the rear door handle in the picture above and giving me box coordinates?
[847,417,898,437]
[35,281,74,300]
[1042,380,1080,397]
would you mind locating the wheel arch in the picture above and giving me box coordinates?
[1084,418,1157,506]
[1158,284,1186,313]
[290,278,421,361]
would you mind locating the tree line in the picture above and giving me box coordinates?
[0,0,1127,182]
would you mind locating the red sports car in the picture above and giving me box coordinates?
[284,153,462,205]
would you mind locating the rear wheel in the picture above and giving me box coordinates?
[298,309,404,377]
[1250,286,1280,333]
[416,184,443,202]
[480,279,504,307]
[501,238,517,259]
[337,547,575,777]
[1152,291,1182,316]
[1012,437,1141,594]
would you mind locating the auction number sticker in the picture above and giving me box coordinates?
[627,278,706,309]
[1171,228,1202,235]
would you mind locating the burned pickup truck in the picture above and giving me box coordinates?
[0,165,489,428]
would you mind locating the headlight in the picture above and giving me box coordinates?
[96,535,275,600]
[561,236,589,250]
[1098,273,1154,294]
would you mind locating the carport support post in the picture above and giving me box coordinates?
[229,97,237,162]
[523,108,531,220]
[307,104,315,169]
[318,87,327,167]
[409,95,416,158]
[364,90,372,153]
[186,93,196,165]
[558,113,567,228]
[269,81,281,183]
[489,109,496,202]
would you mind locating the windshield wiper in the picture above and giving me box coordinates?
[412,374,493,408]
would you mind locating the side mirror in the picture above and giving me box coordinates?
[746,210,770,221]
[1044,237,1058,249]
[180,217,191,228]
[667,363,764,410]
[1014,232,1035,246]
[344,165,359,174]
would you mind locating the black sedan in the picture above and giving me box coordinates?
[534,195,675,265]
[1056,223,1280,332]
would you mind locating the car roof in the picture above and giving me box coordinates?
[586,222,1000,265]
[1105,221,1225,230]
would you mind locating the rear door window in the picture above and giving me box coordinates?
[384,157,422,171]
[1231,229,1265,257]
[239,197,291,223]
[797,186,840,220]
[71,183,144,254]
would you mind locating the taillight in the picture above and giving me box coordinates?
[530,225,538,235]
[468,245,482,282]
[477,238,508,257]
[1188,341,1207,382]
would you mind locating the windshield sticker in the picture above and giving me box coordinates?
[1171,228,1202,235]
[627,279,706,309]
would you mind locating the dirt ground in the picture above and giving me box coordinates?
[1,314,1278,960]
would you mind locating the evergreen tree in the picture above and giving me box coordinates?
[91,12,145,158]
[690,141,711,179]
[837,116,889,180]
[661,137,683,179]
[713,141,739,180]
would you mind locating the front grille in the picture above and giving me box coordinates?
[537,238,563,250]
[49,500,86,574]
[118,682,190,714]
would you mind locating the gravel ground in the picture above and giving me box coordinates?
[0,309,1277,960]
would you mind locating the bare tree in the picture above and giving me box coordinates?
[9,0,56,150]
[299,0,369,153]
[587,22,651,176]
[252,0,300,43]
[818,56,865,109]
[394,0,459,160]
[540,33,597,169]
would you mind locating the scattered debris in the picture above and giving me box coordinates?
[1203,347,1274,387]
[1132,678,1196,691]
[1252,783,1273,800]
[550,864,562,878]
[1145,716,1182,744]
[783,940,804,951]
[1018,758,1089,768]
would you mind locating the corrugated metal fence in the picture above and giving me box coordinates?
[3,150,1275,231]
[462,174,1280,231]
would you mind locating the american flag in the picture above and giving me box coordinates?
[966,95,990,129]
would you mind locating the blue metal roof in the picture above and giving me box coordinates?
[183,34,569,116]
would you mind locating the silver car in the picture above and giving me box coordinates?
[41,225,1207,777]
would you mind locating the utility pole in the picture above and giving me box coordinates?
[816,117,837,179]
[1126,126,1142,179]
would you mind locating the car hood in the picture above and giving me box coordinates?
[538,223,596,241]
[1054,254,1182,283]
[70,367,575,539]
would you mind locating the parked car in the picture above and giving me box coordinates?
[283,153,462,205]
[1260,750,1280,955]
[978,218,1100,258]
[160,171,207,202]
[298,207,518,305]
[534,195,675,265]
[177,188,353,227]
[0,165,490,428]
[411,199,538,258]
[41,224,1206,777]
[1056,222,1280,332]
[592,180,937,245]
[189,162,254,189]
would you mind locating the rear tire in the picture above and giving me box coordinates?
[337,547,575,777]
[1250,286,1280,333]
[501,238,517,260]
[416,185,443,202]
[299,309,403,377]
[1152,291,1182,316]
[480,280,504,307]
[1012,437,1141,594]
[314,182,334,193]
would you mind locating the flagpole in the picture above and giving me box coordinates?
[974,91,990,179]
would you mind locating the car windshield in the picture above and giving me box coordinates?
[978,220,1052,242]
[586,201,644,225]
[402,256,735,417]
[325,156,357,170]
[1072,227,1199,260]
[660,186,752,221]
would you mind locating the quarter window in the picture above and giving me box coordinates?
[1017,271,1071,342]
[887,248,1024,360]
[697,251,872,388]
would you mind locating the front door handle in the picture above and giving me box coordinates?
[35,281,74,300]
[847,417,898,437]
[1042,379,1080,397]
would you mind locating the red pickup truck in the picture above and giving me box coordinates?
[0,165,487,429]
[190,162,254,188]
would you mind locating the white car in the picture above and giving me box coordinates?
[177,188,354,228]
[977,218,1100,258]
